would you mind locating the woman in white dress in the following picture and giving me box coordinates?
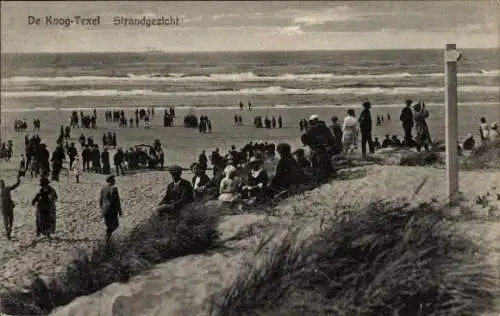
[218,165,241,203]
[342,109,359,155]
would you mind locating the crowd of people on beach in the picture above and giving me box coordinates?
[1,98,498,243]
[253,116,283,129]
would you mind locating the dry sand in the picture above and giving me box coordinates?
[48,166,500,316]
[0,106,498,315]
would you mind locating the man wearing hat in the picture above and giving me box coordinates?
[358,101,374,157]
[192,163,213,200]
[242,156,269,202]
[99,175,122,241]
[300,114,336,183]
[1,175,21,240]
[400,100,414,147]
[157,165,194,217]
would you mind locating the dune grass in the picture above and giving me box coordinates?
[210,200,499,316]
[0,204,221,316]
[462,140,500,170]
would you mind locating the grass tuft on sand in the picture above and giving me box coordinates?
[0,205,221,316]
[210,200,499,316]
[462,140,500,170]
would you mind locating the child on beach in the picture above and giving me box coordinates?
[73,157,81,183]
[490,123,498,141]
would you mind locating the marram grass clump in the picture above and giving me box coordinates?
[210,200,499,316]
[0,204,221,316]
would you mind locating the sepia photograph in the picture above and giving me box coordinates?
[0,1,499,315]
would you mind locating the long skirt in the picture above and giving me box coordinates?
[104,213,119,236]
[36,209,55,236]
[342,127,358,150]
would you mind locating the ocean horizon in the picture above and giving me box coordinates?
[2,48,499,111]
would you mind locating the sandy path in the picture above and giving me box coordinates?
[50,166,500,316]
[0,168,174,290]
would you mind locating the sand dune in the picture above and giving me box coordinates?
[49,166,500,316]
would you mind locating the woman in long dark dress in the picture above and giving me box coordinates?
[31,177,58,238]
[413,102,432,152]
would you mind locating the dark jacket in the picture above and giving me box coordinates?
[301,121,335,150]
[400,107,414,127]
[358,109,372,133]
[159,179,194,207]
[99,184,122,216]
[272,156,303,191]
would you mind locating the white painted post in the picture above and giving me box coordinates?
[445,43,459,203]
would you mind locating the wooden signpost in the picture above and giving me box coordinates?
[444,43,462,203]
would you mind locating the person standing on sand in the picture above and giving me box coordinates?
[278,116,283,128]
[342,109,359,155]
[73,157,81,183]
[400,100,414,147]
[1,175,21,240]
[67,142,78,169]
[114,148,125,176]
[413,102,431,152]
[358,101,374,157]
[479,117,490,145]
[51,143,66,181]
[32,177,57,239]
[329,116,343,155]
[99,175,122,241]
[101,147,111,175]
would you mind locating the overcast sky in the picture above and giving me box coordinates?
[1,1,498,53]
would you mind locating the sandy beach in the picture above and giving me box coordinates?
[46,165,500,316]
[0,104,498,292]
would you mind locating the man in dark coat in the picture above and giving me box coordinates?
[198,150,208,170]
[156,165,194,219]
[400,100,414,147]
[51,144,66,181]
[38,143,50,177]
[99,175,122,240]
[358,101,374,157]
[92,145,101,173]
[192,164,213,200]
[67,142,78,169]
[1,175,21,240]
[101,147,111,175]
[301,115,336,183]
[114,148,125,175]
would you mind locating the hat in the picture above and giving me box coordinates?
[362,101,371,108]
[249,156,261,164]
[405,100,413,105]
[168,165,183,174]
[308,114,319,121]
[40,177,50,186]
[224,165,237,176]
[106,175,115,183]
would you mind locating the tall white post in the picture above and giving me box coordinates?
[445,43,459,203]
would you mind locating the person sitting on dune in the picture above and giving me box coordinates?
[157,165,194,218]
[242,157,269,203]
[272,143,304,194]
[293,148,312,171]
[192,163,213,200]
[218,165,242,203]
[373,137,382,150]
[391,135,402,147]
[463,133,475,151]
